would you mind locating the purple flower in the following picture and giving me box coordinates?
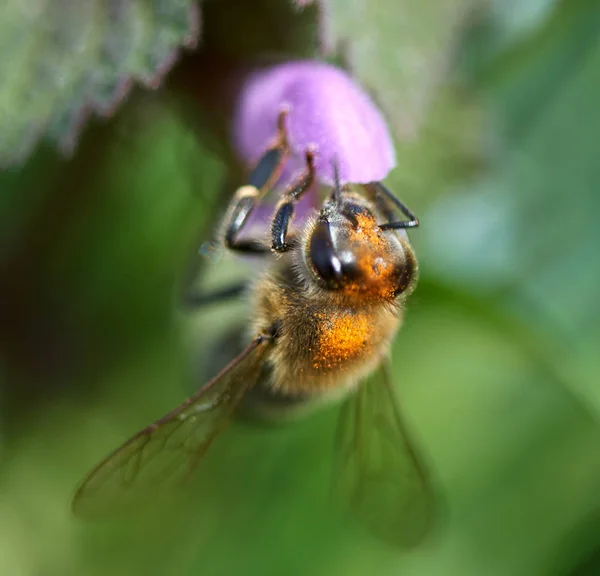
[232,60,396,186]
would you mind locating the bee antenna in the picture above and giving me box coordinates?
[332,160,342,206]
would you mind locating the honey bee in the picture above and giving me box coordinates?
[72,111,435,546]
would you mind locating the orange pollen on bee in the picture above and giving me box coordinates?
[312,311,372,371]
[353,213,385,247]
[343,213,397,300]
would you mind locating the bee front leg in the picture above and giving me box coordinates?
[223,111,290,254]
[364,182,419,231]
[271,150,316,252]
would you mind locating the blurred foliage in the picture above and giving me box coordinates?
[0,0,199,168]
[324,0,480,138]
[1,1,600,576]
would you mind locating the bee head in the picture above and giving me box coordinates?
[304,197,417,300]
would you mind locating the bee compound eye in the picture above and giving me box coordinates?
[308,219,343,285]
[394,249,418,296]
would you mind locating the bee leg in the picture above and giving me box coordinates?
[224,111,290,254]
[365,182,419,230]
[184,282,247,309]
[271,150,316,252]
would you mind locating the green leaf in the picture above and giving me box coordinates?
[421,0,600,422]
[323,0,481,139]
[0,0,199,168]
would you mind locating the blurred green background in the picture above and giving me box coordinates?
[2,1,600,575]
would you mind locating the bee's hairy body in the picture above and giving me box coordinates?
[245,191,418,414]
[250,263,401,396]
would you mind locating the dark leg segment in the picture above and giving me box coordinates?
[248,148,285,190]
[223,191,271,254]
[365,182,419,230]
[223,110,290,254]
[271,151,316,252]
[185,282,247,309]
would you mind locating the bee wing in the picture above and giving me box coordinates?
[72,334,273,519]
[334,360,436,547]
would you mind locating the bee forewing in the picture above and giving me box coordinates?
[333,361,436,547]
[72,334,273,519]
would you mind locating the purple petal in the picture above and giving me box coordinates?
[232,60,396,186]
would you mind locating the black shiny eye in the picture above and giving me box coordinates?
[308,219,343,284]
[394,248,418,296]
